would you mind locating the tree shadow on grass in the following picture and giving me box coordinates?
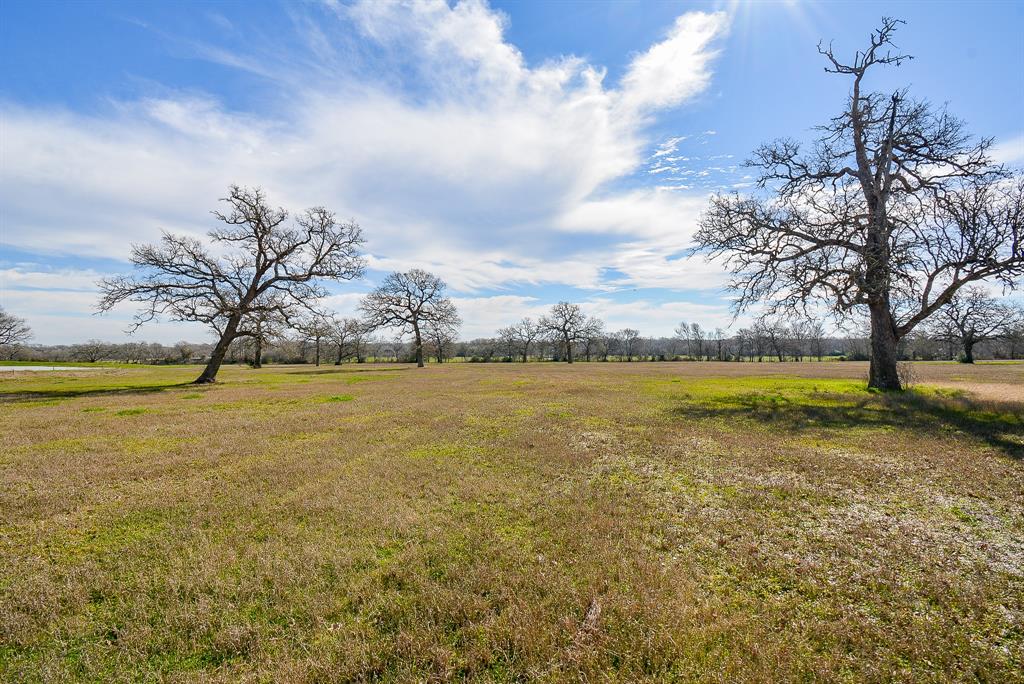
[0,383,196,404]
[671,389,1024,460]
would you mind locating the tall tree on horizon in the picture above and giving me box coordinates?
[539,302,603,364]
[694,18,1024,390]
[359,269,459,368]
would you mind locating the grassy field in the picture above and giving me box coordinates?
[1,361,1022,682]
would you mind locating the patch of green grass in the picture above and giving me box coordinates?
[115,407,149,416]
[21,437,92,454]
[12,399,64,408]
[321,394,355,402]
[407,441,466,459]
[646,375,1023,458]
[45,508,171,562]
[644,374,868,404]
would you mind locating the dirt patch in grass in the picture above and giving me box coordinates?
[922,381,1024,403]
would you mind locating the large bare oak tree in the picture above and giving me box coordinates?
[695,18,1024,390]
[359,269,460,367]
[0,307,32,357]
[98,185,365,383]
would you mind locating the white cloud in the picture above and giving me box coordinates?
[619,12,728,113]
[0,267,103,291]
[580,297,738,336]
[0,0,732,343]
[0,266,212,344]
[992,133,1024,166]
[450,294,549,338]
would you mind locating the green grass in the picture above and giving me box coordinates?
[321,394,356,402]
[1,362,1022,681]
[642,376,1024,458]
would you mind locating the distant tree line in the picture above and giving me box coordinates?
[9,291,1023,366]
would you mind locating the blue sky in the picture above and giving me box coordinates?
[1,0,1022,344]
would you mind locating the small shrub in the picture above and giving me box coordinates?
[897,361,917,388]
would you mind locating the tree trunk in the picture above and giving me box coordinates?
[867,301,902,390]
[413,323,424,367]
[564,333,573,364]
[961,337,975,364]
[314,338,321,366]
[195,314,240,383]
[253,336,262,369]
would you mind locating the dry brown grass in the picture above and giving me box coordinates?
[1,361,1022,682]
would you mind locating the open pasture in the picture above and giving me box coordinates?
[1,361,1022,682]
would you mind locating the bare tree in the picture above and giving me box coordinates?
[673,321,691,359]
[366,335,396,363]
[695,19,1024,390]
[1003,319,1024,360]
[806,320,827,361]
[581,319,606,362]
[756,319,787,362]
[496,326,517,361]
[241,303,289,369]
[72,339,109,363]
[502,317,542,362]
[734,328,752,362]
[359,269,459,368]
[928,287,1023,363]
[328,317,364,365]
[517,317,543,362]
[97,186,365,383]
[539,302,602,364]
[173,341,194,364]
[788,318,814,362]
[118,341,146,364]
[296,313,334,366]
[712,327,726,361]
[0,307,32,358]
[425,314,461,364]
[689,323,706,361]
[618,328,641,361]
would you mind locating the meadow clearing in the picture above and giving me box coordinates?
[1,361,1022,682]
